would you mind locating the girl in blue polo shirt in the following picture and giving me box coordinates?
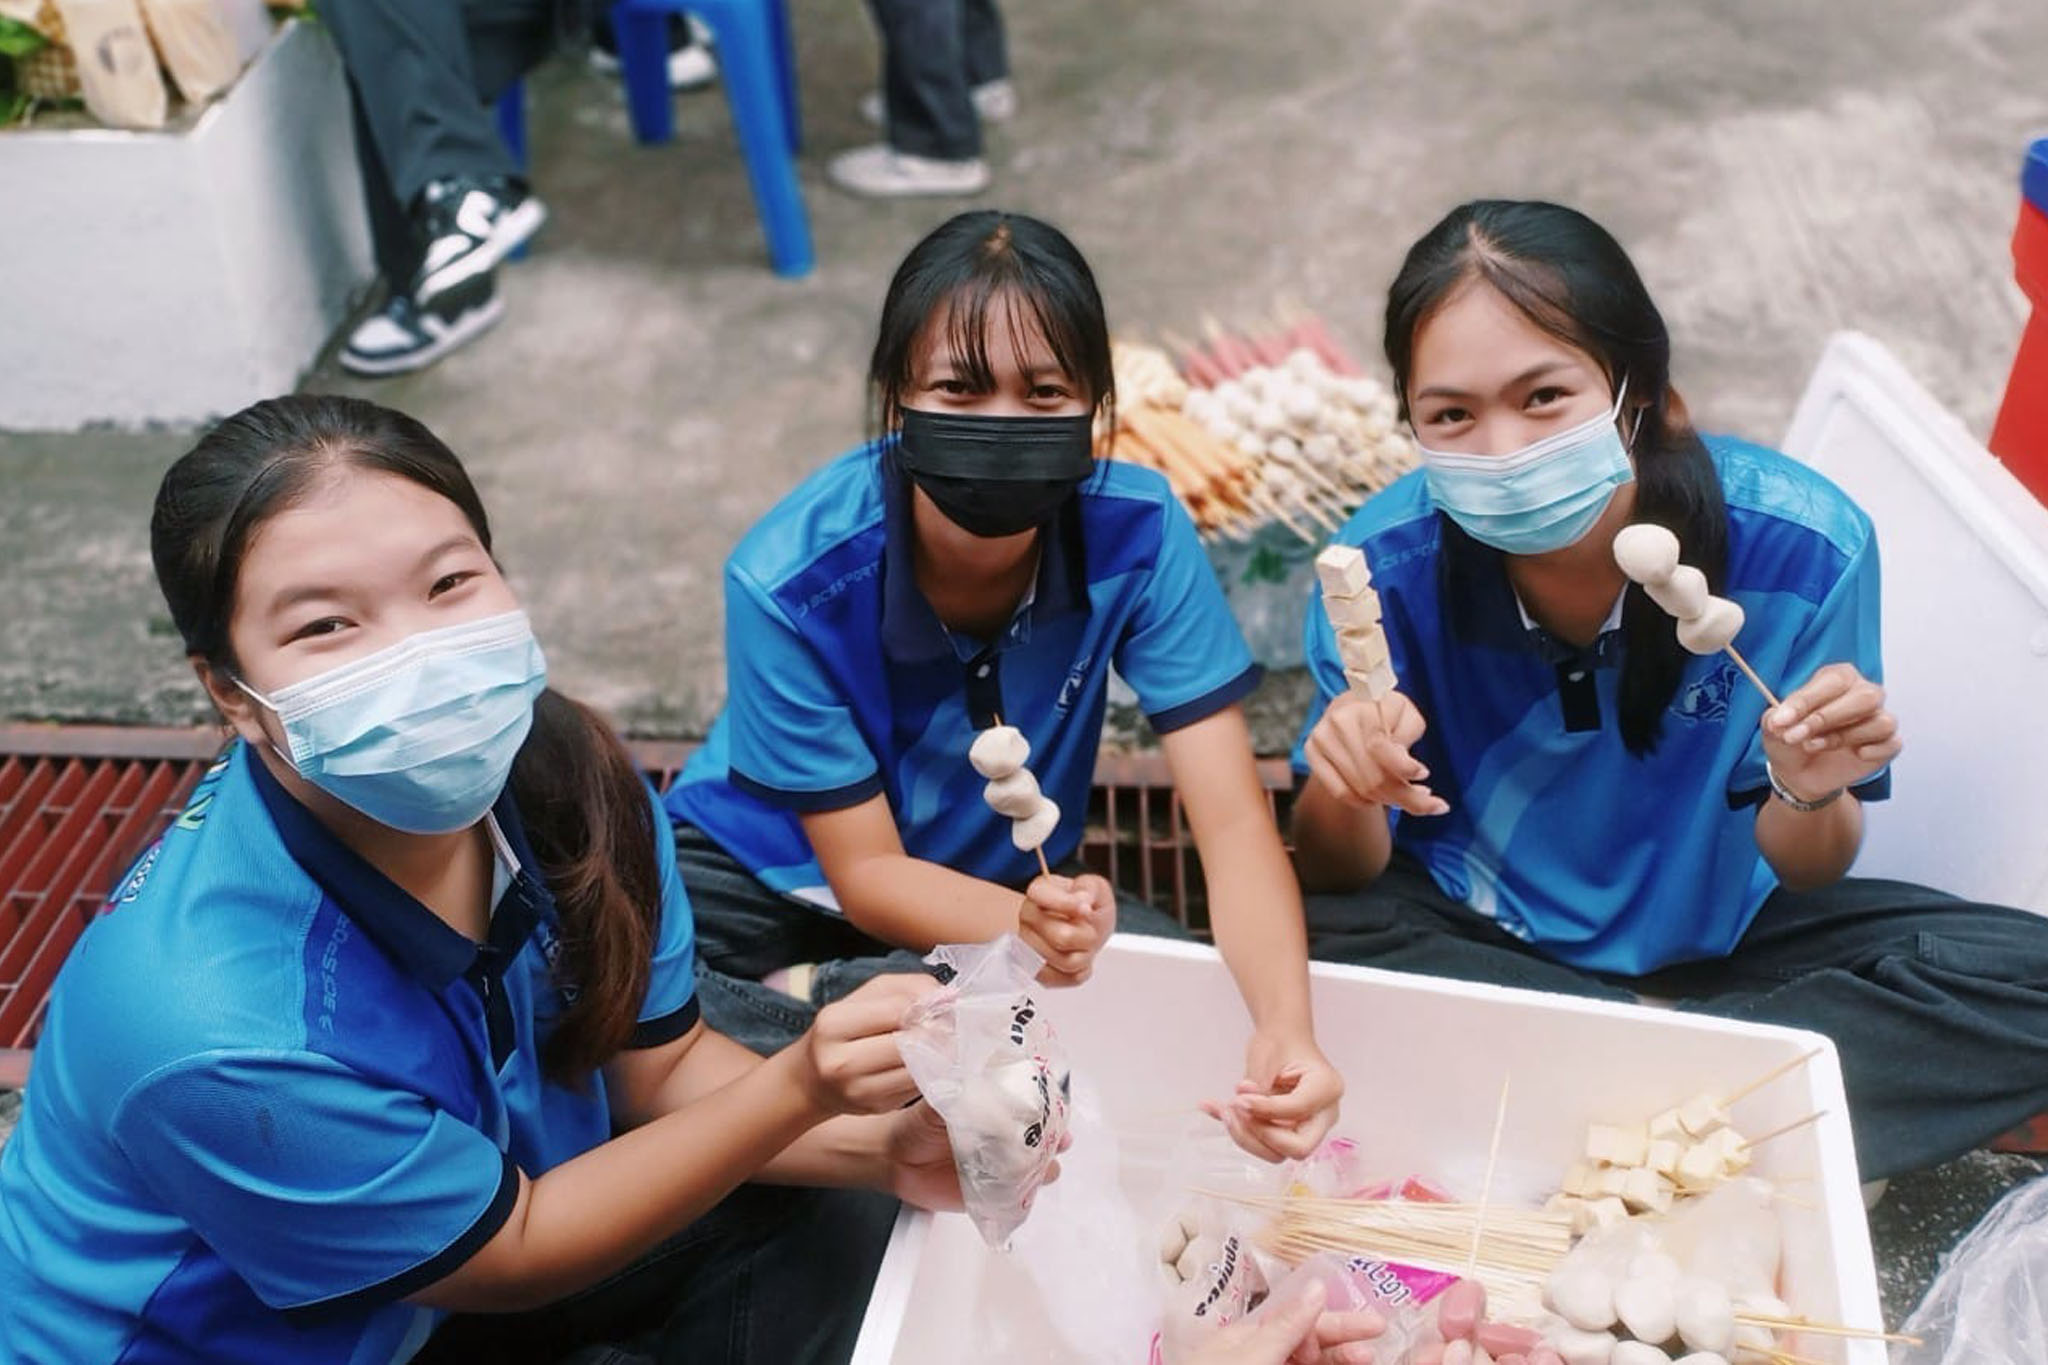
[0,395,962,1365]
[1292,199,2048,1180]
[666,210,1343,1161]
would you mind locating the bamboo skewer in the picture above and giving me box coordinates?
[1737,1110,1828,1152]
[989,714,1052,879]
[1721,1046,1825,1108]
[1467,1075,1511,1276]
[1725,643,1784,710]
[1735,1313,1923,1347]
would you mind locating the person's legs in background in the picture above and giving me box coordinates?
[325,0,555,375]
[831,0,992,198]
[855,0,1013,130]
[1304,856,1639,1002]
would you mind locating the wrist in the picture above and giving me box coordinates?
[1766,760,1845,813]
[772,1039,842,1122]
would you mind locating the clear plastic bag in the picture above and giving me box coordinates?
[1894,1172,2048,1365]
[896,935,1072,1250]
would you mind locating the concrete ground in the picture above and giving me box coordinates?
[4,0,2046,1332]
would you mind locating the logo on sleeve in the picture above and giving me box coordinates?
[1671,662,1738,725]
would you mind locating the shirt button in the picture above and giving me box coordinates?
[976,664,991,678]
[1568,671,1585,683]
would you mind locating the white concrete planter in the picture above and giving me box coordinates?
[0,19,372,431]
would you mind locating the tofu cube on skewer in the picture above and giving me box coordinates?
[1314,545,1374,598]
[1586,1123,1650,1168]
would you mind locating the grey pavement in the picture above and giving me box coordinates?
[3,0,2044,745]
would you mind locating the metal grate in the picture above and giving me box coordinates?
[0,728,223,1051]
[0,726,1296,1054]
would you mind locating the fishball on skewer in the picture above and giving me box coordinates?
[970,725,1031,779]
[1675,599,1745,655]
[1613,524,1681,584]
[984,769,1043,819]
[1011,798,1061,853]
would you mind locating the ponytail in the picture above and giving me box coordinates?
[510,689,662,1085]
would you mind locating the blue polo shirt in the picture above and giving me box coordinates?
[0,742,698,1365]
[1294,437,1890,975]
[664,444,1262,904]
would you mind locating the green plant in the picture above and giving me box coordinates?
[0,16,47,59]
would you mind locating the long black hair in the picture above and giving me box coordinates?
[1384,200,1727,756]
[152,395,659,1084]
[867,210,1116,440]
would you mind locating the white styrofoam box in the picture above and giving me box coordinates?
[853,937,1884,1364]
[1782,332,2048,911]
[0,19,373,431]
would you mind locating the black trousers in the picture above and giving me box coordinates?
[321,0,563,283]
[1306,856,2048,1181]
[673,821,1190,1055]
[413,1182,900,1365]
[863,0,1007,159]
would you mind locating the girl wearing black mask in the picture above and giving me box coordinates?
[664,211,1343,1162]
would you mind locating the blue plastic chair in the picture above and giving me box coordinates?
[612,0,811,277]
[491,0,813,278]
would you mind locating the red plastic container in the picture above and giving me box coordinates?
[1989,139,2048,507]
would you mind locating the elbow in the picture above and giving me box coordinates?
[1288,827,1384,896]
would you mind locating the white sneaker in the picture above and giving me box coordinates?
[858,77,1016,128]
[589,15,716,91]
[340,279,505,377]
[827,143,990,199]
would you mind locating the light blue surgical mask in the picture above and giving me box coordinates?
[1415,380,1636,555]
[237,609,547,834]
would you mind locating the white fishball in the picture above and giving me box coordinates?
[1613,523,1682,584]
[1611,1344,1673,1365]
[1670,1355,1731,1365]
[1549,1326,1618,1365]
[1675,597,1746,655]
[1613,1276,1677,1347]
[969,725,1031,778]
[1282,387,1324,426]
[1672,1278,1735,1354]
[1545,1265,1619,1331]
[1011,798,1061,852]
[1645,564,1710,620]
[983,769,1042,819]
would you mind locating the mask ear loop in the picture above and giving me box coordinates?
[1611,374,1645,452]
[229,673,302,774]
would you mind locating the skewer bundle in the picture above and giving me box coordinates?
[1221,1190,1573,1323]
[1101,312,1418,543]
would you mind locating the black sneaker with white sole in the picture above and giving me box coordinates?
[411,176,547,308]
[340,276,505,377]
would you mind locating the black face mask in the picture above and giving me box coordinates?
[896,408,1096,539]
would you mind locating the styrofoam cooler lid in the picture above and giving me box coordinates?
[1783,332,2048,912]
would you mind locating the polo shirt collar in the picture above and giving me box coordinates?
[1438,514,1627,666]
[248,747,545,989]
[876,447,1090,665]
